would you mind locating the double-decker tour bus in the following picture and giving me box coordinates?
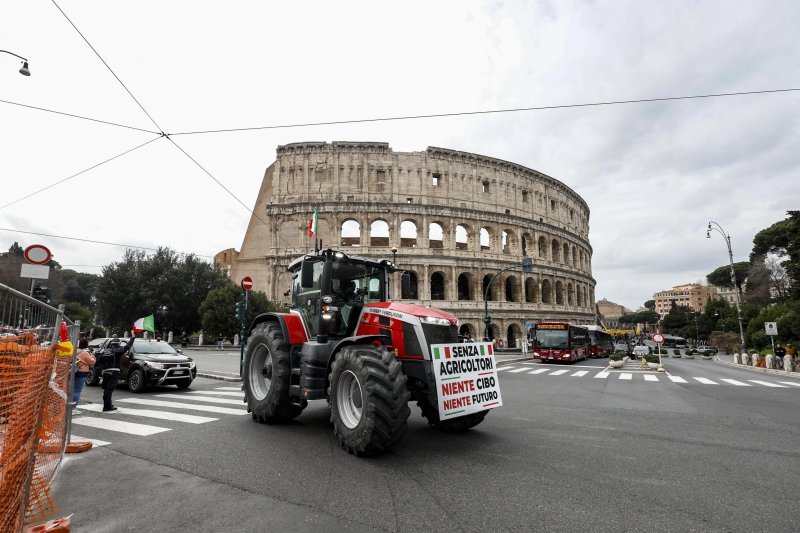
[533,322,590,363]
[585,325,613,358]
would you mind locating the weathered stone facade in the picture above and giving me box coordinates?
[215,141,596,346]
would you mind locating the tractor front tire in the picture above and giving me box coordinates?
[243,322,304,423]
[329,344,410,456]
[417,397,489,432]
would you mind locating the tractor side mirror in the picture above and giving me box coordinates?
[300,260,314,288]
[401,271,411,297]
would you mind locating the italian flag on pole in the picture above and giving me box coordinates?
[133,314,155,333]
[307,207,318,237]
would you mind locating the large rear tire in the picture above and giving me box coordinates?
[328,344,410,456]
[243,322,305,423]
[86,366,100,386]
[417,396,488,432]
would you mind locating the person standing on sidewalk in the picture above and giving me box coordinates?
[101,332,135,412]
[217,334,224,350]
[774,343,786,370]
[72,338,96,415]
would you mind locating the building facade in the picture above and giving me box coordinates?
[215,141,596,346]
[596,298,632,329]
[653,283,719,316]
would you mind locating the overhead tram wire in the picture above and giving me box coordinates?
[50,0,166,135]
[0,136,163,211]
[0,99,160,134]
[169,87,800,136]
[0,226,214,259]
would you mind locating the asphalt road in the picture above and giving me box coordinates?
[53,356,800,532]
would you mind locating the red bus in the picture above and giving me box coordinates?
[585,325,613,358]
[533,322,590,363]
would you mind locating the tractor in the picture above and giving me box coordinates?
[241,248,495,455]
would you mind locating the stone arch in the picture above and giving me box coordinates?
[567,282,575,306]
[505,275,520,302]
[459,323,477,339]
[400,220,418,248]
[340,219,360,247]
[457,272,473,300]
[430,271,446,300]
[401,271,419,299]
[525,278,537,303]
[521,232,533,257]
[541,279,552,304]
[501,229,518,255]
[480,227,492,252]
[572,245,578,268]
[551,239,561,263]
[455,224,470,251]
[370,219,390,247]
[482,274,499,301]
[429,222,444,249]
[507,323,523,349]
[538,236,548,259]
[583,286,589,308]
[563,243,570,265]
[555,280,565,305]
[576,285,583,307]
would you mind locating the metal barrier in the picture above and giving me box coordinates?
[0,281,79,532]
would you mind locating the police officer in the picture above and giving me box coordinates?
[102,332,135,412]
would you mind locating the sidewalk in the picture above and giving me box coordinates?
[715,353,800,379]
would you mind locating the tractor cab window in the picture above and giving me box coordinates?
[331,260,385,304]
[292,261,323,338]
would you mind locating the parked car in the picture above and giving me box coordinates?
[699,345,719,355]
[632,345,651,359]
[613,342,630,354]
[86,338,196,392]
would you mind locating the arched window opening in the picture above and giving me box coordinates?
[555,281,564,305]
[455,225,469,250]
[370,220,390,247]
[401,271,418,299]
[482,274,495,301]
[507,324,522,350]
[572,246,578,268]
[567,283,575,306]
[525,278,537,303]
[400,220,417,248]
[502,231,510,254]
[576,285,583,307]
[480,228,491,252]
[459,323,476,340]
[457,273,471,300]
[521,233,532,256]
[429,222,444,249]
[538,236,547,259]
[541,279,552,304]
[505,275,520,302]
[430,272,445,300]
[551,240,560,263]
[341,220,360,247]
[563,243,570,265]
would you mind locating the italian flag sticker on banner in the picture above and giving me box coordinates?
[133,314,155,333]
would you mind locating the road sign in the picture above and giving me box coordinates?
[241,276,253,291]
[20,263,50,279]
[653,334,665,344]
[23,244,52,265]
[765,322,778,336]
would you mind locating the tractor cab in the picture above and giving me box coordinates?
[289,249,397,343]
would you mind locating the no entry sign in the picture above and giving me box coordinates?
[653,334,665,344]
[23,244,52,265]
[240,276,253,291]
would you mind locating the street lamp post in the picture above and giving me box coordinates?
[707,221,746,355]
[483,258,534,342]
[1,50,31,76]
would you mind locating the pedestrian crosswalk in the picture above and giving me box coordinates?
[69,387,246,448]
[495,365,800,389]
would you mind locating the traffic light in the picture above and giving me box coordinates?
[32,282,51,304]
[234,300,245,321]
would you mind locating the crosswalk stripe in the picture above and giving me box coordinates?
[215,387,242,391]
[187,391,244,398]
[668,376,688,383]
[80,403,217,424]
[528,368,549,375]
[155,394,244,405]
[70,435,110,447]
[693,377,717,385]
[508,368,530,373]
[495,367,514,372]
[571,371,589,377]
[549,370,569,376]
[748,380,788,388]
[594,372,610,379]
[117,398,248,415]
[521,362,537,365]
[619,373,632,380]
[643,375,658,382]
[720,379,751,386]
[72,416,170,436]
[779,381,800,387]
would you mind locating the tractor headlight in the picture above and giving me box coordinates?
[145,361,165,369]
[322,296,333,304]
[420,316,451,326]
[321,305,332,320]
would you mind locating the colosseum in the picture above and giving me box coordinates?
[215,141,596,348]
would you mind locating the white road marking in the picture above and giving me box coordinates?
[748,380,788,388]
[214,387,242,391]
[508,368,530,373]
[528,368,549,375]
[80,403,217,424]
[155,394,244,405]
[549,370,569,376]
[71,417,170,436]
[594,372,610,379]
[571,371,589,377]
[619,373,632,380]
[521,362,538,365]
[117,398,248,415]
[720,379,751,386]
[779,381,800,387]
[693,377,718,385]
[495,367,515,372]
[187,391,244,398]
[668,376,688,383]
[643,375,659,382]
[70,435,110,447]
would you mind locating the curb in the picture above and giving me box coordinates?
[496,356,533,366]
[196,371,242,382]
[714,356,800,379]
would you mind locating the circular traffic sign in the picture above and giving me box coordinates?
[23,244,52,265]
[241,276,253,291]
[653,334,665,344]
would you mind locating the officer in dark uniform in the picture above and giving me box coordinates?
[102,332,135,412]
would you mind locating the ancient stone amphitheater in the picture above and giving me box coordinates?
[215,141,596,347]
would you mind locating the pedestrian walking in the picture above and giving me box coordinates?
[72,338,95,415]
[217,334,224,350]
[101,332,135,412]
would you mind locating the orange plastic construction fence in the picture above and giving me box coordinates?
[1,331,70,532]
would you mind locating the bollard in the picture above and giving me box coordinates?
[734,353,741,364]
[766,354,774,369]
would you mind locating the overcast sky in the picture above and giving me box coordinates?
[2,0,798,310]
